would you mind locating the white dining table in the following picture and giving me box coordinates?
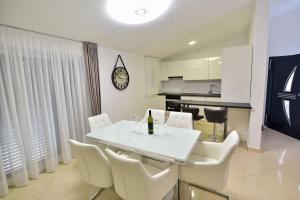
[86,120,201,164]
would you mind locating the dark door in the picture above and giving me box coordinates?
[265,54,300,139]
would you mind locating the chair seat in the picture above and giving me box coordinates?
[188,153,218,165]
[195,115,204,121]
[143,163,162,176]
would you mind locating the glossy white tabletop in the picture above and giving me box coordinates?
[86,120,201,164]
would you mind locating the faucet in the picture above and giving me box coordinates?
[208,84,216,94]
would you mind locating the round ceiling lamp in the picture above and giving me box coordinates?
[106,0,172,25]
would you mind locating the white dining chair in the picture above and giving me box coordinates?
[87,113,113,150]
[142,109,165,125]
[178,131,240,198]
[69,140,114,200]
[88,113,112,131]
[105,148,178,200]
[166,111,193,130]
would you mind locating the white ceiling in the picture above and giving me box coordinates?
[0,0,254,58]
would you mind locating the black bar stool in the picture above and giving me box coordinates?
[182,106,204,129]
[204,108,227,142]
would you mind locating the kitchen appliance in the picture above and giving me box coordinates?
[166,95,181,112]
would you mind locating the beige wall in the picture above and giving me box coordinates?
[248,0,270,150]
[268,8,300,57]
[98,47,153,122]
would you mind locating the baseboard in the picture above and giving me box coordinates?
[246,146,262,153]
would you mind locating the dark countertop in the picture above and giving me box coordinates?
[158,92,221,98]
[178,100,251,109]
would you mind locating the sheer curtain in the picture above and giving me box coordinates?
[0,25,91,196]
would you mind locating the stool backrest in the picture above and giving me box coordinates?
[204,108,227,123]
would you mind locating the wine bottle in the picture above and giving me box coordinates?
[148,110,153,134]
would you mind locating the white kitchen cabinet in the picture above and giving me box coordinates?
[221,46,252,103]
[160,62,168,81]
[209,57,222,80]
[155,95,165,110]
[205,97,221,102]
[167,61,183,77]
[145,57,160,95]
[182,58,209,80]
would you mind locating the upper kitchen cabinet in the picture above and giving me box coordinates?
[167,61,183,77]
[182,58,209,80]
[145,57,161,95]
[208,57,222,80]
[221,45,252,103]
[160,62,168,81]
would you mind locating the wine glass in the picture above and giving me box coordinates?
[130,115,138,132]
[154,118,160,136]
[136,115,144,134]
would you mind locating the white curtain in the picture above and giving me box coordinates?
[0,26,91,196]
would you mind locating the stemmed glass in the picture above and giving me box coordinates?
[137,116,144,134]
[130,115,138,132]
[154,118,160,136]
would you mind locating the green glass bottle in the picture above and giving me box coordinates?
[148,110,153,134]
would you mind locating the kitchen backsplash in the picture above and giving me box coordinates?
[161,79,221,94]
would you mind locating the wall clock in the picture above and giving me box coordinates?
[111,54,129,90]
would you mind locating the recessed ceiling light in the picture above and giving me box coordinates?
[106,0,172,25]
[135,9,147,16]
[188,41,197,46]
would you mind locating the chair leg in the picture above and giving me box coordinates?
[89,188,104,200]
[212,123,217,142]
[177,180,180,200]
[182,181,230,200]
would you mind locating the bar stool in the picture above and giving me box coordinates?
[204,108,227,142]
[182,106,204,120]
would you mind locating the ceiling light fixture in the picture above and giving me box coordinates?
[188,41,197,46]
[135,8,147,16]
[106,0,172,25]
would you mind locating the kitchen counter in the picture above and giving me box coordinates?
[177,100,251,138]
[158,92,221,98]
[177,100,251,109]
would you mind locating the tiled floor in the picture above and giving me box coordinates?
[2,128,300,200]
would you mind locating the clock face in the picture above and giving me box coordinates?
[112,67,129,90]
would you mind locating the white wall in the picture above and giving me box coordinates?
[268,8,300,57]
[248,0,270,150]
[98,47,153,122]
[163,34,249,61]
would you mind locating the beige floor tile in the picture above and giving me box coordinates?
[3,128,300,200]
[226,175,290,200]
[255,169,300,200]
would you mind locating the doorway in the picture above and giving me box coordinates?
[265,54,300,139]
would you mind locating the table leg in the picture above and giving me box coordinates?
[224,107,228,139]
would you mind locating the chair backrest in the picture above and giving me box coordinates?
[143,109,165,125]
[69,140,113,188]
[88,113,112,131]
[204,108,227,123]
[167,111,193,130]
[219,130,240,162]
[218,131,239,188]
[105,149,154,200]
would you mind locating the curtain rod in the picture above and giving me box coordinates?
[0,23,84,43]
